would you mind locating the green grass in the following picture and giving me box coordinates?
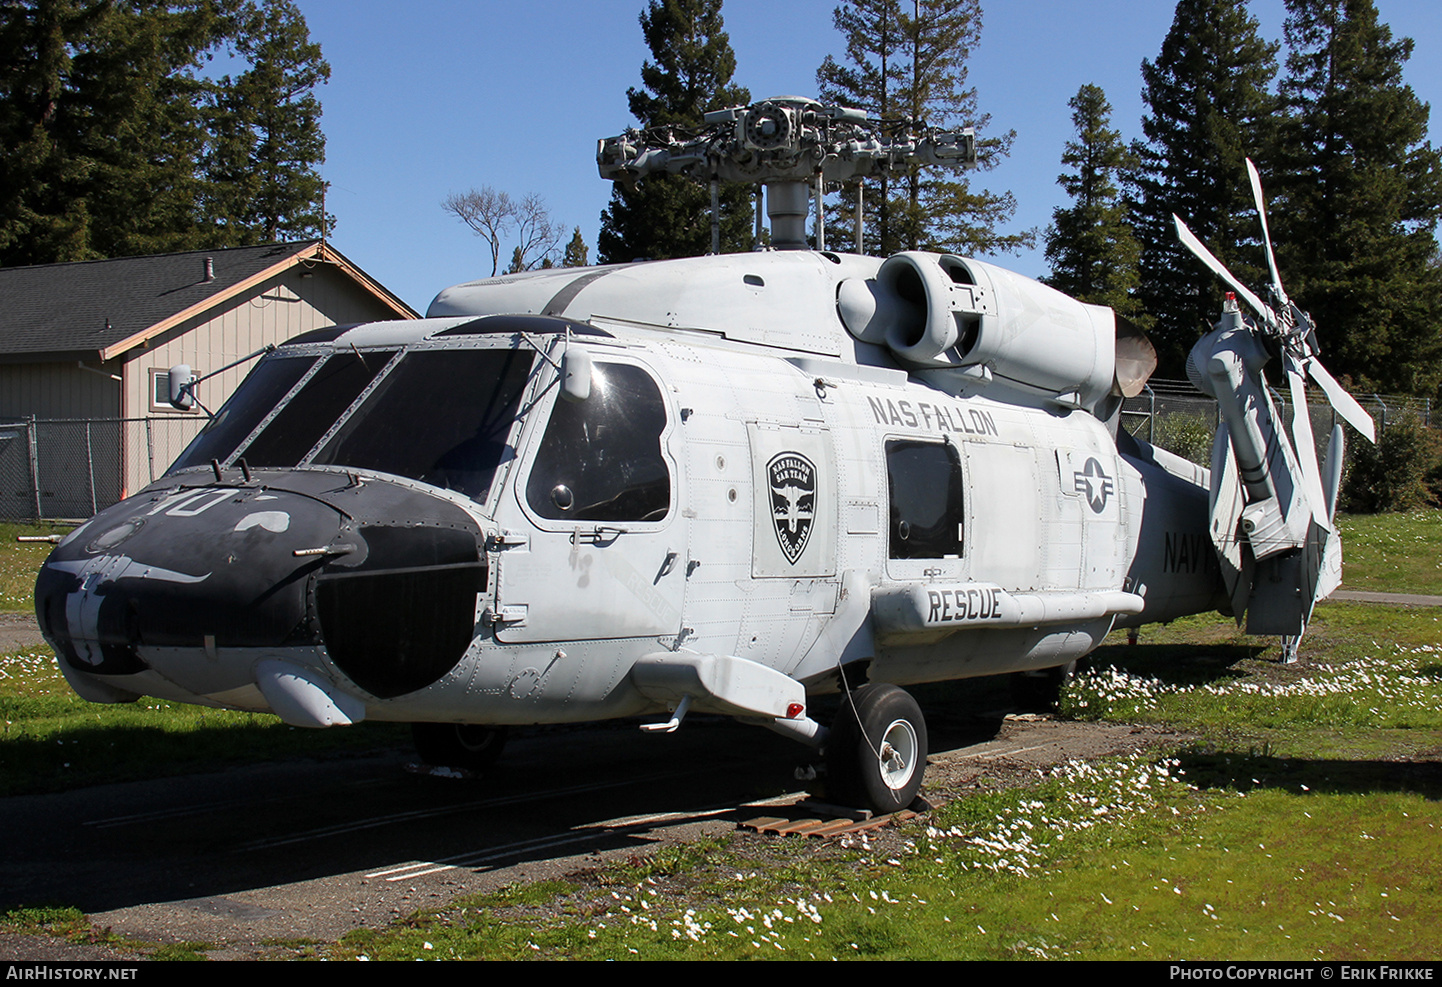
[1336,510,1442,595]
[2,906,215,960]
[1066,605,1442,761]
[323,761,1441,961]
[2,905,95,939]
[0,522,69,613]
[0,644,409,796]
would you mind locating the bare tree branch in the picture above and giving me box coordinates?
[442,186,515,277]
[510,193,563,272]
[443,187,564,276]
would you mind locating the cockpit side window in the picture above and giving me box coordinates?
[311,347,534,502]
[526,362,670,522]
[886,439,964,559]
[169,355,316,472]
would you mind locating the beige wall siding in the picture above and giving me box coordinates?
[0,361,120,420]
[117,266,407,496]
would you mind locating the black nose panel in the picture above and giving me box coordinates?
[35,486,341,675]
[36,471,487,699]
[316,524,485,699]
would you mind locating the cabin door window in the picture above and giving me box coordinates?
[885,439,965,560]
[494,358,684,644]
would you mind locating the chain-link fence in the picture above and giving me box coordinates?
[0,416,201,522]
[1122,378,1434,470]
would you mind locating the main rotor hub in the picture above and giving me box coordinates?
[599,95,976,187]
[598,96,979,251]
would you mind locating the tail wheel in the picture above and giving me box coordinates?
[411,722,508,771]
[826,683,927,813]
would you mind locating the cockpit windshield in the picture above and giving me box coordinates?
[312,347,533,500]
[169,346,535,504]
[170,356,317,471]
[244,350,397,467]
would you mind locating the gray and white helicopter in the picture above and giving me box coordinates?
[34,99,1373,813]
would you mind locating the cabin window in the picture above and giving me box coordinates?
[526,362,670,522]
[238,350,398,467]
[311,347,534,502]
[169,355,316,471]
[886,439,964,559]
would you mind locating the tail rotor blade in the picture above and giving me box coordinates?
[1172,215,1276,327]
[1285,356,1328,527]
[1322,424,1345,522]
[1246,158,1290,310]
[1306,357,1376,443]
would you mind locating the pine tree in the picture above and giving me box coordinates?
[1270,0,1442,397]
[0,0,329,266]
[903,0,1028,256]
[1043,84,1146,324]
[1133,0,1279,374]
[87,0,226,257]
[817,0,906,254]
[817,0,1026,256]
[204,0,330,245]
[562,227,589,268]
[596,0,751,263]
[0,0,225,264]
[0,0,98,264]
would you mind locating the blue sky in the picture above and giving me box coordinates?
[294,1,1442,313]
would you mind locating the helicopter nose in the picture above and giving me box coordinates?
[35,472,488,706]
[35,484,347,682]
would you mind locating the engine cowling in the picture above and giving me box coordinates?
[837,252,1152,409]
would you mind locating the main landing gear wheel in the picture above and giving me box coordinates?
[411,722,509,771]
[826,683,928,814]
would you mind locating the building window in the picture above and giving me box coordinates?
[150,368,202,413]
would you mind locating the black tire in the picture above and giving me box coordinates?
[411,722,508,771]
[826,683,927,813]
[1009,660,1077,712]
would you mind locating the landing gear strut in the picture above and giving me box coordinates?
[825,683,927,813]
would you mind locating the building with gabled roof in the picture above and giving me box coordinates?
[0,240,416,518]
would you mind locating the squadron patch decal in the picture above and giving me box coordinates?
[768,452,817,564]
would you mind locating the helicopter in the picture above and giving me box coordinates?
[33,99,1373,814]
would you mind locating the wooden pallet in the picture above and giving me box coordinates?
[738,806,924,838]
